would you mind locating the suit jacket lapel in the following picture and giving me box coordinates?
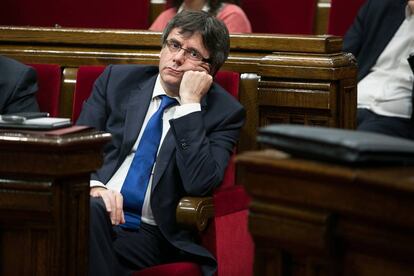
[152,132,175,190]
[118,74,157,162]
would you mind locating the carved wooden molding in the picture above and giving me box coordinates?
[176,196,214,232]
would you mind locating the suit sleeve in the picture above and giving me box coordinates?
[343,0,371,57]
[3,65,39,114]
[169,95,245,196]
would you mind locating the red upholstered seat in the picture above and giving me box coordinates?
[241,0,317,34]
[73,65,253,276]
[327,0,367,36]
[28,64,61,117]
[1,0,150,29]
[72,66,105,122]
[132,262,202,276]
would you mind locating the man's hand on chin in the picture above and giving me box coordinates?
[179,70,213,104]
[90,187,125,225]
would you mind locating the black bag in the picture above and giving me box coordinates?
[258,124,414,165]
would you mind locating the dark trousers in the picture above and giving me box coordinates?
[357,109,414,140]
[89,197,186,276]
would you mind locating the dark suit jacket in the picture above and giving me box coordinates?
[77,64,245,275]
[343,0,414,121]
[0,55,39,114]
[343,0,407,82]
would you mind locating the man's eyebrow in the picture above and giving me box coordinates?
[169,38,181,44]
[187,47,202,54]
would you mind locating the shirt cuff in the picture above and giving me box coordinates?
[174,103,201,119]
[90,180,106,188]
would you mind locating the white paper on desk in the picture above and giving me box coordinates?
[0,117,72,129]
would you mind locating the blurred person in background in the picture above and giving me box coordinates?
[0,55,39,114]
[343,0,414,139]
[150,0,251,33]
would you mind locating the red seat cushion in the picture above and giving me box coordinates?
[132,262,202,276]
[28,64,61,117]
[215,71,239,99]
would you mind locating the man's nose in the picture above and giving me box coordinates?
[173,49,186,64]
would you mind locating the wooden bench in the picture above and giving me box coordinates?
[0,26,357,154]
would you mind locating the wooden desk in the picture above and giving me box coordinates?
[0,129,111,276]
[237,150,414,276]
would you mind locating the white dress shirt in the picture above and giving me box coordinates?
[91,74,201,225]
[357,5,414,118]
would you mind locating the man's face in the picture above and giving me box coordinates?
[159,28,211,96]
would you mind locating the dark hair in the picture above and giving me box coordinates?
[171,0,240,17]
[161,10,230,76]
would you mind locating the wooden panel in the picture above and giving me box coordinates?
[0,130,111,276]
[315,0,331,35]
[237,149,414,276]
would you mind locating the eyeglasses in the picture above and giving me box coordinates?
[165,39,211,64]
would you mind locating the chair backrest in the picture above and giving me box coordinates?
[28,64,61,117]
[72,66,106,122]
[327,0,367,36]
[1,0,150,29]
[241,0,317,34]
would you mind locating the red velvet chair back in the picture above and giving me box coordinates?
[327,0,367,36]
[72,66,105,122]
[28,64,61,117]
[241,0,317,34]
[1,0,150,29]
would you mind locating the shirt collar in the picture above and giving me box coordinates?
[153,74,181,104]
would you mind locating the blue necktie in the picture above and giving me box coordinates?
[121,95,178,229]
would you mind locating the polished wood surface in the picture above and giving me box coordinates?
[0,26,357,154]
[176,197,214,232]
[237,149,414,276]
[0,129,111,276]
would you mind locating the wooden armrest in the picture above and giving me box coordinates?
[176,196,214,232]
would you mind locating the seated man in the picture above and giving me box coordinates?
[343,0,414,139]
[76,10,245,276]
[0,55,39,114]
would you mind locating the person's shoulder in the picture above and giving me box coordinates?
[149,8,177,31]
[157,7,176,17]
[0,56,33,82]
[217,3,252,33]
[219,3,249,16]
[0,56,31,73]
[102,64,158,84]
[365,0,401,11]
[220,3,244,12]
[106,64,158,76]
